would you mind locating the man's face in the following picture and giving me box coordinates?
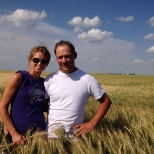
[56,45,76,74]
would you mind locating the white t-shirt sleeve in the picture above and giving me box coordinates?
[44,74,51,96]
[88,76,105,100]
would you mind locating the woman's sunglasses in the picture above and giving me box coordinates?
[32,58,49,65]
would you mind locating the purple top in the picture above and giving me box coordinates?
[10,70,46,135]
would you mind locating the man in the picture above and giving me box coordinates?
[44,40,112,138]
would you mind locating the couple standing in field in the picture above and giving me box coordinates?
[0,40,112,145]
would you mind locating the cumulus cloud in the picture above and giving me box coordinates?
[77,29,113,44]
[144,33,154,40]
[148,16,154,27]
[116,16,134,22]
[0,9,70,38]
[146,46,154,53]
[68,16,102,28]
[132,59,144,63]
[74,27,83,33]
[68,16,82,26]
[0,9,47,26]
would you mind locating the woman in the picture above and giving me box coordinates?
[0,46,51,145]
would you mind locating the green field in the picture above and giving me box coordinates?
[0,71,154,154]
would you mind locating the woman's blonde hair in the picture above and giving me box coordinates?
[28,46,51,63]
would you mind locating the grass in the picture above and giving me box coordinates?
[0,71,154,154]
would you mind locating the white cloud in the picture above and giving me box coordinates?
[148,16,154,27]
[116,16,134,22]
[0,9,70,39]
[0,9,47,26]
[68,16,102,28]
[74,27,83,33]
[34,22,70,35]
[132,59,144,63]
[146,46,154,53]
[83,16,102,27]
[144,33,154,40]
[77,29,113,44]
[68,16,82,26]
[90,57,99,63]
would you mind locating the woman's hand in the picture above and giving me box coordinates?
[11,130,27,145]
[3,124,9,136]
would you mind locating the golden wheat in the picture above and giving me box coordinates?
[0,71,154,154]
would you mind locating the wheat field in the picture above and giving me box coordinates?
[0,71,154,154]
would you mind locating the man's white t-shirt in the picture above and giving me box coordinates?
[44,69,105,138]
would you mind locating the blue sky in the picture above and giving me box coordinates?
[0,0,154,75]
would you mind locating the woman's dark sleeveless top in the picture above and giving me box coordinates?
[10,70,46,135]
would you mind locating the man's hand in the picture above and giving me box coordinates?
[73,93,112,137]
[73,121,94,136]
